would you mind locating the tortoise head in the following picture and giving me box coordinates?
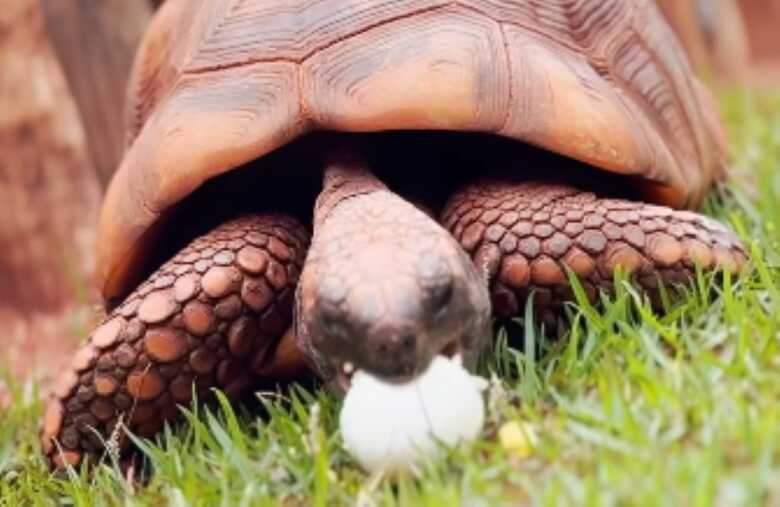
[295,163,491,392]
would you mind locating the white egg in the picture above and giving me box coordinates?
[339,356,487,473]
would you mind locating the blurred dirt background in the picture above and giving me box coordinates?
[657,0,780,83]
[0,0,156,405]
[0,0,101,398]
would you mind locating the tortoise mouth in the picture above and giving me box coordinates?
[114,130,644,309]
[332,335,465,393]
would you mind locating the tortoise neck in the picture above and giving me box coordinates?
[314,145,387,225]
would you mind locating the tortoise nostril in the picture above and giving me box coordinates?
[364,328,419,378]
[376,334,415,354]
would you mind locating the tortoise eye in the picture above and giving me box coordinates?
[317,306,350,343]
[425,278,454,319]
[417,254,454,316]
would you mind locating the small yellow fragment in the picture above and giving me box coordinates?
[498,420,538,458]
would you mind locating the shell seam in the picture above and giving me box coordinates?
[179,3,455,76]
[628,7,703,174]
[497,23,514,133]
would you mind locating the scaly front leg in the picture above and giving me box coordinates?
[42,214,309,469]
[442,180,747,325]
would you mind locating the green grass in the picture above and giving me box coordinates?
[2,90,779,506]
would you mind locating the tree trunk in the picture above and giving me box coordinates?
[656,0,750,81]
[38,0,153,187]
[738,0,780,65]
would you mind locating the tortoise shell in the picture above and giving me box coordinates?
[98,0,725,302]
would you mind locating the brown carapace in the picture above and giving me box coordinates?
[43,0,747,469]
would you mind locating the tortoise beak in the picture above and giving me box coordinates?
[328,329,481,394]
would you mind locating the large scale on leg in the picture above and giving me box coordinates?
[43,0,748,471]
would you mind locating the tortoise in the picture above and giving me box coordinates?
[41,0,747,469]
